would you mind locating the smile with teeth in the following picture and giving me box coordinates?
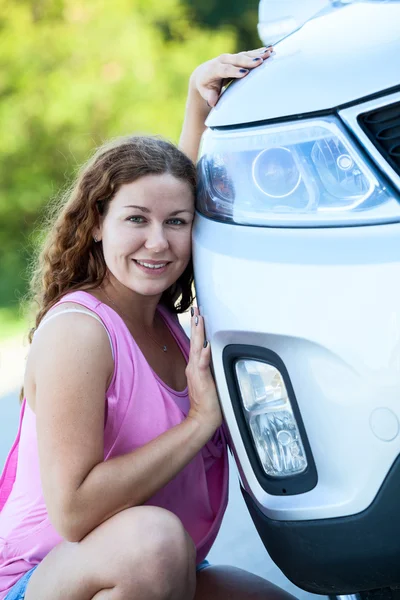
[135,260,168,270]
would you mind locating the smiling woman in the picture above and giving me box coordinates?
[0,48,292,600]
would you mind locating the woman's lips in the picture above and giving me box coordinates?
[133,259,170,275]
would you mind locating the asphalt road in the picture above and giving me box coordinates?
[0,388,318,600]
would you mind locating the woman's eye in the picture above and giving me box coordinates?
[128,216,145,223]
[166,218,185,226]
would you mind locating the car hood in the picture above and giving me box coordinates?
[206,2,400,128]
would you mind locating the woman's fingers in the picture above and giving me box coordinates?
[204,47,274,106]
[190,307,204,356]
[198,339,211,371]
[192,46,275,108]
[242,46,274,58]
[189,308,210,368]
[187,308,222,429]
[220,47,273,69]
[200,64,249,107]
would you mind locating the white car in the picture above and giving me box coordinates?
[194,0,400,595]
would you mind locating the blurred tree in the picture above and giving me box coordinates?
[0,0,235,309]
[184,0,260,51]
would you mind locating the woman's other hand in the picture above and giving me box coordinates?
[190,47,273,108]
[186,307,222,435]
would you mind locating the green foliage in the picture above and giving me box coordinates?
[185,0,260,50]
[0,306,26,342]
[0,0,236,309]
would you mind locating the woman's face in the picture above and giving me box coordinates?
[96,173,195,298]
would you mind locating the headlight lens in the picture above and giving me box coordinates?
[197,116,400,227]
[235,359,307,478]
[252,147,302,198]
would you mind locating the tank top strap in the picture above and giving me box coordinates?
[54,290,106,312]
[53,291,118,383]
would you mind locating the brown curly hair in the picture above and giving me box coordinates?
[28,135,196,343]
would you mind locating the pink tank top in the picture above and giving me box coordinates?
[0,291,229,598]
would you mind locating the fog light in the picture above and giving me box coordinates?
[235,360,307,478]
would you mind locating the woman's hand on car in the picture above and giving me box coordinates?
[180,47,274,163]
[190,47,274,108]
[186,307,223,435]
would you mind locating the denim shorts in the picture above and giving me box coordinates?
[4,566,37,600]
[196,559,211,572]
[4,559,210,598]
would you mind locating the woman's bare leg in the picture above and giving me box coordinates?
[25,506,196,600]
[195,565,298,600]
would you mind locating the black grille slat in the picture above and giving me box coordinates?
[358,100,400,177]
[377,125,400,142]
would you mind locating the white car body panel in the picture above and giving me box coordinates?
[207,2,400,128]
[257,0,329,46]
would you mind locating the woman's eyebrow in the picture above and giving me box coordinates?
[123,205,150,213]
[123,205,194,216]
[169,209,195,216]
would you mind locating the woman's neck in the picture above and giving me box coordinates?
[98,278,162,330]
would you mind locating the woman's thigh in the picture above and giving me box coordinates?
[24,506,196,600]
[195,565,298,600]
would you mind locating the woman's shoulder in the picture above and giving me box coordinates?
[31,295,113,358]
[25,298,115,405]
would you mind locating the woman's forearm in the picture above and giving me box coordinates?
[60,415,216,542]
[179,76,211,163]
[179,49,272,163]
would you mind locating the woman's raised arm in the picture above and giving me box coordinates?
[179,47,273,163]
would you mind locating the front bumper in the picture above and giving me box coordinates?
[193,214,400,592]
[243,453,400,594]
[193,214,400,522]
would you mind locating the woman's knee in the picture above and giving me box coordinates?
[131,507,195,569]
[102,506,196,597]
[110,506,192,554]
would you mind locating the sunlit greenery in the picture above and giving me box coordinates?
[0,307,26,342]
[0,0,259,332]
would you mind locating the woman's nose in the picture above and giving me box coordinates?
[144,225,169,253]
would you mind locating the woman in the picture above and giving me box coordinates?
[0,47,294,600]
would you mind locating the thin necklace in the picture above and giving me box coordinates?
[101,288,168,352]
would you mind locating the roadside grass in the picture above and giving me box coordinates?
[0,307,27,344]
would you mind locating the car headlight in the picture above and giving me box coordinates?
[197,116,400,227]
[235,359,307,478]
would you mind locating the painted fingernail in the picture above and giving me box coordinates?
[253,57,262,61]
[203,340,208,348]
[195,316,199,326]
[191,307,194,317]
[239,68,249,73]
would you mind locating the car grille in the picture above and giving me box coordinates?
[358,100,400,178]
